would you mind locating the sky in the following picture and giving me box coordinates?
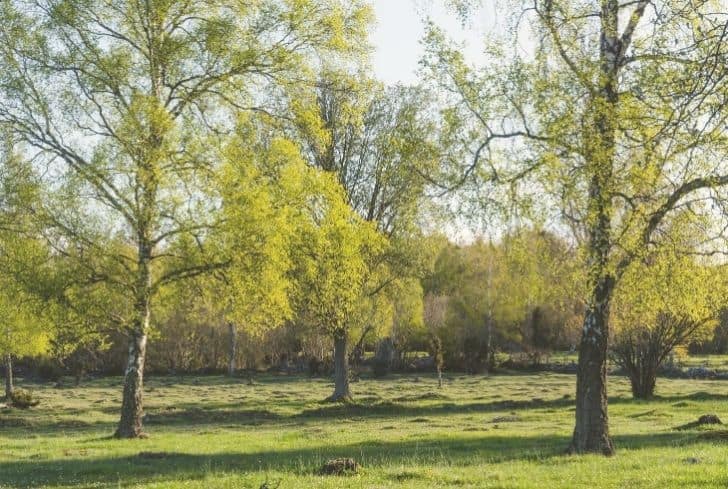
[369,0,499,85]
[369,1,501,242]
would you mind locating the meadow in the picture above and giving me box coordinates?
[2,371,728,488]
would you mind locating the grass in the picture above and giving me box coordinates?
[2,372,728,488]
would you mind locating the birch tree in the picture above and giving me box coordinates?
[427,0,728,454]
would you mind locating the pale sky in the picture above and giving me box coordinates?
[370,0,499,85]
[370,1,501,242]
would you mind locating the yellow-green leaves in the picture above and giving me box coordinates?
[290,165,387,336]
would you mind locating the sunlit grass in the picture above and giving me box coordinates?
[2,372,728,488]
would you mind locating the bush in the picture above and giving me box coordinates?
[612,313,704,399]
[10,388,40,409]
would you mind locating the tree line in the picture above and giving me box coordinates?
[1,0,728,457]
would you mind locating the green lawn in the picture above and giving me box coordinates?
[2,372,728,488]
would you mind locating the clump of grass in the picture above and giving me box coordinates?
[319,458,360,476]
[394,392,450,402]
[138,451,178,460]
[10,389,40,409]
[697,430,728,441]
[491,415,521,423]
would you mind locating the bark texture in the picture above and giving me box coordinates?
[570,279,615,455]
[115,331,148,438]
[329,331,351,402]
[115,241,152,439]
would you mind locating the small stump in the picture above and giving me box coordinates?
[319,458,360,476]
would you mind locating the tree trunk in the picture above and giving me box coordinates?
[4,354,13,400]
[628,366,656,399]
[328,331,351,402]
[485,316,493,372]
[569,0,621,456]
[227,322,237,377]
[115,331,148,438]
[570,277,615,455]
[437,367,443,389]
[115,241,152,439]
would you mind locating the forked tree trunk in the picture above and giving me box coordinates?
[228,322,237,376]
[4,354,13,400]
[570,277,615,455]
[329,331,351,402]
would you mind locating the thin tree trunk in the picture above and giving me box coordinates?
[485,316,493,372]
[228,322,237,376]
[115,242,152,439]
[570,277,615,455]
[328,331,351,402]
[4,354,13,400]
[437,367,443,389]
[629,366,656,399]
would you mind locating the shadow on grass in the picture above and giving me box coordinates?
[0,431,706,488]
[10,389,728,434]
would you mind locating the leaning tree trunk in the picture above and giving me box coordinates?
[115,242,152,439]
[329,331,351,402]
[4,354,13,400]
[227,322,237,377]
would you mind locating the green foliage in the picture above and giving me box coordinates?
[290,166,387,338]
[420,228,587,370]
[613,217,727,343]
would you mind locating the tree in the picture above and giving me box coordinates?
[0,0,371,438]
[208,126,313,378]
[0,249,49,400]
[427,1,728,454]
[289,166,386,402]
[293,73,440,392]
[429,334,444,388]
[612,220,725,398]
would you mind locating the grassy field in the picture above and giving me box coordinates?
[2,372,728,488]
